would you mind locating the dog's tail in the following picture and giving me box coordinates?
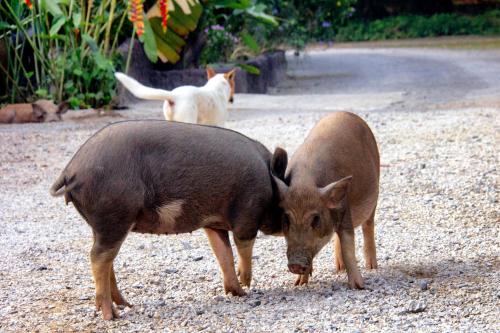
[115,72,174,102]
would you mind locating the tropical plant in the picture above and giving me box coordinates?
[133,0,277,67]
[126,0,203,65]
[0,0,132,107]
[0,0,278,107]
[196,0,278,67]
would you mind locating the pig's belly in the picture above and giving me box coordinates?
[132,200,230,235]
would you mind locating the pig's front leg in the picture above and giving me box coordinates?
[233,236,255,287]
[338,227,364,289]
[294,267,312,286]
[204,228,246,296]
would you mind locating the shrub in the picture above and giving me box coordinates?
[262,0,357,49]
[336,10,500,42]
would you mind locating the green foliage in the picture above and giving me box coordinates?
[54,43,122,108]
[0,0,132,108]
[198,0,278,66]
[199,26,238,65]
[144,0,203,64]
[336,10,500,42]
[262,0,357,49]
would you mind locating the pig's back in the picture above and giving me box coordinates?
[62,120,273,229]
[291,112,380,224]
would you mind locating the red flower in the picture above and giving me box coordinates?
[159,0,168,33]
[128,0,145,37]
[25,0,33,9]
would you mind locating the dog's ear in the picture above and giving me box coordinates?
[206,67,216,79]
[224,68,236,82]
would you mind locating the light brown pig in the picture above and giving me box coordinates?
[0,99,69,124]
[271,112,380,289]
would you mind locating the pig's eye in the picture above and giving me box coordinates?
[283,213,290,231]
[311,214,320,229]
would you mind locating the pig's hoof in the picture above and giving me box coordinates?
[348,276,364,290]
[237,268,252,287]
[113,295,132,308]
[294,274,309,286]
[225,284,247,297]
[335,259,345,272]
[96,297,120,320]
[365,258,378,270]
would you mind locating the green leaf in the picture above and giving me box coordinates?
[213,0,252,10]
[0,21,14,31]
[82,33,98,52]
[237,63,260,75]
[73,68,83,76]
[141,19,158,63]
[64,80,74,89]
[240,32,260,53]
[50,15,67,36]
[69,96,81,109]
[41,0,63,16]
[72,11,82,28]
[36,88,48,98]
[247,5,278,26]
[94,52,109,70]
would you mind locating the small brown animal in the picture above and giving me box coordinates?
[50,120,286,320]
[271,112,380,289]
[0,100,69,124]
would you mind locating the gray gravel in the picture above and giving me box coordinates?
[1,46,499,332]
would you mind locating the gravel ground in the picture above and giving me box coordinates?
[1,47,499,332]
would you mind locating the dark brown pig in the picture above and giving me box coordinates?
[271,112,380,289]
[0,99,69,123]
[50,120,287,320]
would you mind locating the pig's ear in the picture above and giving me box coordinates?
[319,176,352,209]
[271,147,288,180]
[272,174,288,201]
[31,103,46,120]
[206,67,216,79]
[271,147,289,201]
[57,101,70,115]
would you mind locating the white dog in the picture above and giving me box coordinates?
[115,68,236,126]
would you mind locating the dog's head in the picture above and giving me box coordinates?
[207,67,236,103]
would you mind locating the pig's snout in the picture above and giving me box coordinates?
[288,263,311,275]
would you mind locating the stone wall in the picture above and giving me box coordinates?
[117,40,286,105]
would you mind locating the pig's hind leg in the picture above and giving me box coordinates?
[110,263,132,307]
[204,228,246,296]
[333,232,345,271]
[362,210,377,269]
[90,224,131,320]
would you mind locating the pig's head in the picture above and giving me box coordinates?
[271,148,352,275]
[32,100,70,122]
